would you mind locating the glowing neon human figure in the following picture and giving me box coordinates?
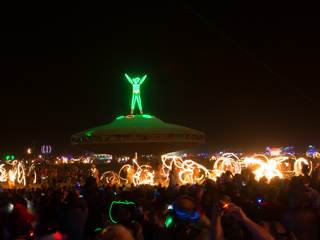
[125,74,147,114]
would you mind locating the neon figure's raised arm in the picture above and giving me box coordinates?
[139,75,147,85]
[125,74,133,84]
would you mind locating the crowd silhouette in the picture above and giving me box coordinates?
[1,164,320,240]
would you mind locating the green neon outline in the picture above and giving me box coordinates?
[116,116,125,120]
[85,130,94,136]
[109,200,136,223]
[165,216,173,228]
[125,74,147,114]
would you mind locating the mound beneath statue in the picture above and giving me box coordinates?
[71,114,205,155]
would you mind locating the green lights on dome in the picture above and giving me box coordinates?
[85,130,94,136]
[125,74,147,115]
[116,114,154,120]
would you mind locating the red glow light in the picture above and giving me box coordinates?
[54,232,61,239]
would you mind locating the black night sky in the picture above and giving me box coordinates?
[1,1,320,158]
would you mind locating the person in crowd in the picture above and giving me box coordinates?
[4,197,37,239]
[221,170,233,184]
[40,168,49,187]
[48,167,54,186]
[261,185,286,222]
[298,175,320,206]
[90,165,99,184]
[59,191,88,240]
[259,221,297,240]
[169,163,180,187]
[193,166,200,184]
[147,210,171,240]
[157,162,162,172]
[154,163,162,184]
[211,200,274,240]
[0,196,10,240]
[96,224,134,240]
[71,166,77,184]
[25,173,32,190]
[52,168,58,186]
[238,186,264,224]
[313,162,320,180]
[127,165,135,185]
[282,189,319,240]
[116,206,144,240]
[8,170,15,189]
[301,164,312,183]
[29,170,36,188]
[78,169,84,183]
[65,168,72,188]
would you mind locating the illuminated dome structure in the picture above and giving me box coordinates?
[71,74,205,155]
[71,114,204,155]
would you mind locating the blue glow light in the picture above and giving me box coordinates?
[174,208,199,219]
[190,211,200,219]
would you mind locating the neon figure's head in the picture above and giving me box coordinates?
[132,77,140,84]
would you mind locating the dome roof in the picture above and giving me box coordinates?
[72,115,202,136]
[71,114,205,155]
